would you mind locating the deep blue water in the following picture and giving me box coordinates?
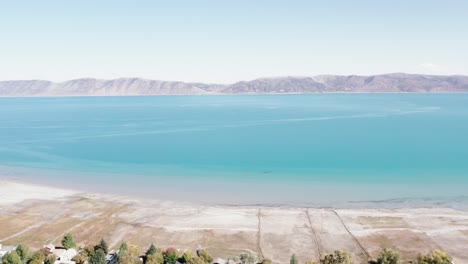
[1,94,467,206]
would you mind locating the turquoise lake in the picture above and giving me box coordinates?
[1,94,467,206]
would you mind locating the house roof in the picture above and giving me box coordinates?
[44,244,55,250]
[52,249,66,258]
[0,245,17,255]
[212,258,226,264]
[59,249,77,260]
[54,260,75,264]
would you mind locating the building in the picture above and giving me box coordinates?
[53,248,77,264]
[44,244,55,252]
[54,259,76,264]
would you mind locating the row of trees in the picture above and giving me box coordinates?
[68,239,215,264]
[2,245,58,264]
[284,249,453,264]
[1,233,454,264]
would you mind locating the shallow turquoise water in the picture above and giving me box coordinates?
[1,94,467,206]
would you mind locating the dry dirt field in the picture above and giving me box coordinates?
[1,181,467,263]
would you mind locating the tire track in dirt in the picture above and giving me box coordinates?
[331,209,370,261]
[257,208,265,260]
[306,209,322,257]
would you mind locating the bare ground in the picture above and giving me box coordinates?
[1,182,468,263]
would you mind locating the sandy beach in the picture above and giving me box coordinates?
[1,180,467,263]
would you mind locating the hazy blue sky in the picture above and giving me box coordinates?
[1,0,467,83]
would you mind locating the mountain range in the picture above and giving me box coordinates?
[1,73,468,96]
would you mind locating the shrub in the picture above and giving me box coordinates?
[320,251,353,264]
[417,250,452,264]
[196,249,213,264]
[376,248,400,264]
[239,253,257,264]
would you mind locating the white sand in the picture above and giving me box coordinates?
[0,180,77,206]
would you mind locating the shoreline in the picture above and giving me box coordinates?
[1,174,468,211]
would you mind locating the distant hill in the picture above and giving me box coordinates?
[1,73,468,96]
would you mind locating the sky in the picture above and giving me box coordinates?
[0,0,467,83]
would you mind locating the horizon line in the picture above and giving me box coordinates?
[1,72,467,85]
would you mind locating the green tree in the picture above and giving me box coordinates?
[196,249,212,264]
[82,245,95,259]
[15,244,30,264]
[119,242,129,254]
[117,242,128,264]
[145,249,164,264]
[117,244,141,264]
[28,250,46,264]
[89,249,107,264]
[290,254,298,264]
[72,252,88,264]
[417,250,452,264]
[145,244,157,256]
[320,251,353,264]
[185,257,205,264]
[163,248,178,264]
[261,258,273,264]
[61,233,76,249]
[376,249,400,264]
[2,251,22,264]
[180,251,194,263]
[95,239,109,255]
[44,255,56,264]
